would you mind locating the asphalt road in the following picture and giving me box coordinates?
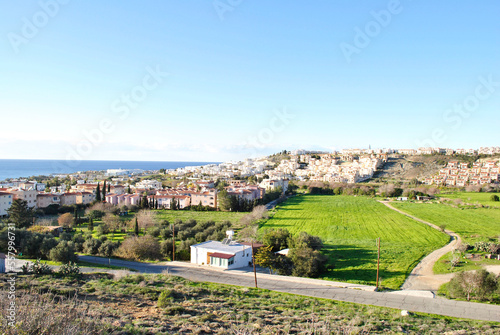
[79,256,500,323]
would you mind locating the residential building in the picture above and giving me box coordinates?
[8,188,38,208]
[36,194,60,208]
[190,240,253,269]
[0,192,13,217]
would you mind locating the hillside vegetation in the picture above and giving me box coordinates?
[260,195,449,289]
[1,273,498,334]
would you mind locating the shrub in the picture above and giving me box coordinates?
[157,290,173,308]
[289,247,327,278]
[98,240,117,258]
[448,270,497,301]
[59,232,73,241]
[49,241,78,263]
[83,238,102,255]
[58,213,74,228]
[40,236,58,259]
[58,262,81,277]
[160,239,174,259]
[23,259,53,275]
[72,233,86,252]
[490,194,499,202]
[116,235,161,261]
[147,226,162,238]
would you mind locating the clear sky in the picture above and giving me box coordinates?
[1,1,499,162]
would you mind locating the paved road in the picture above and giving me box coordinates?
[379,201,462,291]
[79,256,500,323]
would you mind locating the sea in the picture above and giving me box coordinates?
[0,159,221,182]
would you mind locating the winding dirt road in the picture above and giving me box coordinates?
[379,201,461,291]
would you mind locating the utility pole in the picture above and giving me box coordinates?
[251,241,258,288]
[376,237,381,291]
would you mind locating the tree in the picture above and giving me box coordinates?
[96,183,101,202]
[134,217,139,236]
[102,180,107,200]
[107,183,111,193]
[448,270,498,301]
[88,218,94,232]
[58,213,75,228]
[254,245,276,274]
[127,185,132,194]
[261,228,291,252]
[49,240,78,263]
[170,198,177,210]
[7,199,34,228]
[116,235,161,261]
[73,207,79,226]
[102,213,120,233]
[289,247,327,278]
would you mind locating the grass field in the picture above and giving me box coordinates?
[259,195,449,289]
[438,192,500,208]
[390,202,500,244]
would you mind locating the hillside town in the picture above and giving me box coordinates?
[1,146,499,217]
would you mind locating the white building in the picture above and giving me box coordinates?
[190,240,253,269]
[136,179,163,190]
[0,192,13,217]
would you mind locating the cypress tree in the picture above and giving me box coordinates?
[96,183,101,202]
[135,217,139,236]
[102,180,107,200]
[88,218,94,231]
[107,183,111,193]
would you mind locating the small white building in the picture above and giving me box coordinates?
[190,239,253,270]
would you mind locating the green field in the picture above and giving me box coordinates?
[438,192,500,208]
[391,202,500,244]
[154,210,247,227]
[260,195,449,289]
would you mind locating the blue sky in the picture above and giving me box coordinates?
[0,1,499,162]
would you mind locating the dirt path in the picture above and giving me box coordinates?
[379,201,461,291]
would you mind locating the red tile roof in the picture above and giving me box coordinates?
[209,252,234,259]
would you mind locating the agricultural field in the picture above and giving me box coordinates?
[438,192,500,208]
[260,195,449,289]
[390,202,500,244]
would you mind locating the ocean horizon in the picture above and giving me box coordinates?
[0,159,221,182]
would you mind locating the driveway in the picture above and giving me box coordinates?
[379,201,462,291]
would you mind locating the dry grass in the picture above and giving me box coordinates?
[1,273,498,334]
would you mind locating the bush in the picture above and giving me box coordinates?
[98,240,117,258]
[49,241,78,263]
[147,226,161,238]
[72,233,86,252]
[83,238,102,255]
[490,194,499,202]
[58,262,81,277]
[22,259,53,275]
[40,236,58,259]
[116,235,161,261]
[59,232,73,241]
[448,270,497,301]
[289,247,327,278]
[157,290,173,308]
